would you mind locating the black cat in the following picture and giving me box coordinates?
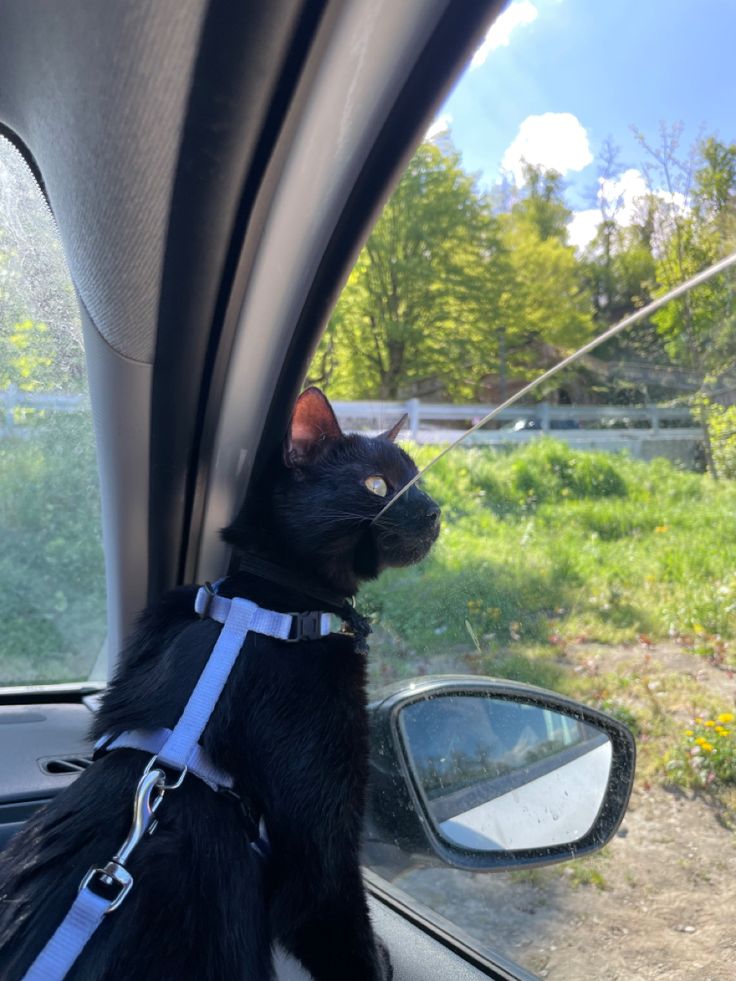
[0,388,440,981]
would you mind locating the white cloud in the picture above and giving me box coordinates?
[425,112,452,142]
[471,0,538,68]
[567,209,600,250]
[567,167,690,251]
[598,168,648,224]
[501,112,593,184]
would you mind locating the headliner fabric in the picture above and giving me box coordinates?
[0,0,208,362]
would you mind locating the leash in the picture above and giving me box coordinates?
[21,584,336,981]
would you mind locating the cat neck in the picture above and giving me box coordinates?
[232,552,352,612]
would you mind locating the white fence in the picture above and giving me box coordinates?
[333,399,699,438]
[1,385,86,432]
[1,388,704,464]
[333,399,704,465]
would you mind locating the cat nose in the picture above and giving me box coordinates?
[426,506,441,527]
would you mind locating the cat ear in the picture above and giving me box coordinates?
[284,387,344,467]
[379,414,408,443]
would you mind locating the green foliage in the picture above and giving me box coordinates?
[0,413,106,683]
[0,319,55,390]
[364,441,736,674]
[310,145,594,400]
[697,398,736,478]
[410,439,627,520]
[311,143,506,400]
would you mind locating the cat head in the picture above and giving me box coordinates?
[227,387,440,596]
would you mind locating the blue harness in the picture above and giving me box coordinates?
[22,585,333,981]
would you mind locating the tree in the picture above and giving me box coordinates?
[311,151,595,401]
[648,135,736,382]
[0,141,85,392]
[310,143,510,400]
[496,164,595,379]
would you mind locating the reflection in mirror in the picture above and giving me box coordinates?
[400,695,612,851]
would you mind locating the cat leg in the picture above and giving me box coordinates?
[270,863,391,981]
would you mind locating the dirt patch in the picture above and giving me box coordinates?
[563,639,736,707]
[385,643,736,980]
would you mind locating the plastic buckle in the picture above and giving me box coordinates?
[286,610,322,642]
[79,861,134,913]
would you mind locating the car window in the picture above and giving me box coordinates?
[310,3,736,977]
[0,136,106,686]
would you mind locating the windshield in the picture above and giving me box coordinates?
[312,2,736,977]
[0,136,106,686]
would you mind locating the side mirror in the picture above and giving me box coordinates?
[366,676,635,872]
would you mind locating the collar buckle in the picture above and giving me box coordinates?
[286,610,326,642]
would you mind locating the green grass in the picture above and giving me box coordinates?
[363,438,736,800]
[365,439,736,664]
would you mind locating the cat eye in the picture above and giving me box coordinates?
[364,475,388,497]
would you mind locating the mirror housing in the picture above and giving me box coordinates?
[366,675,635,873]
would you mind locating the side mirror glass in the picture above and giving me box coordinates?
[367,676,635,873]
[400,695,612,852]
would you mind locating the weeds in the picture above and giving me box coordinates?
[366,439,736,665]
[664,713,736,789]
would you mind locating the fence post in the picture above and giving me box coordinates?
[649,406,659,434]
[407,398,420,441]
[540,402,550,433]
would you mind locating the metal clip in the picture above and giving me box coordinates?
[194,581,217,618]
[114,767,167,865]
[79,767,166,912]
[143,753,187,790]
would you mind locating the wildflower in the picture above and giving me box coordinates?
[684,729,694,737]
[717,729,729,738]
[717,712,734,724]
[704,720,715,728]
[695,736,708,745]
[701,742,714,753]
[654,525,669,533]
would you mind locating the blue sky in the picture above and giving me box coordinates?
[430,0,736,246]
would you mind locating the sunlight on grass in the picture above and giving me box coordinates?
[365,439,736,802]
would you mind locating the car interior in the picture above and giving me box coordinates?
[0,2,643,979]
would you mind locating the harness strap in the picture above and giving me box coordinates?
[97,728,234,793]
[22,587,332,981]
[156,595,292,773]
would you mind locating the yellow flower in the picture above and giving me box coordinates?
[654,525,669,533]
[695,736,707,745]
[717,712,734,724]
[684,729,694,737]
[701,742,715,753]
[717,730,729,738]
[704,720,715,727]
